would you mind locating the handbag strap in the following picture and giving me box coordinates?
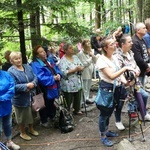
[113,80,116,93]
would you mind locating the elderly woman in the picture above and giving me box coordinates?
[31,45,62,128]
[8,52,38,141]
[96,37,134,147]
[58,43,84,115]
[0,59,20,149]
[77,39,96,107]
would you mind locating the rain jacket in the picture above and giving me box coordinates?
[0,70,15,117]
[31,58,62,100]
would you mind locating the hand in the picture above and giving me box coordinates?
[75,66,84,72]
[27,82,35,90]
[126,80,135,86]
[146,67,150,73]
[98,48,102,52]
[54,74,61,81]
[124,66,135,72]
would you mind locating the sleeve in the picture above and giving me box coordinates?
[0,72,15,101]
[31,62,55,87]
[132,42,148,71]
[77,52,91,68]
[143,35,150,49]
[28,64,38,87]
[96,56,107,70]
[8,69,28,92]
[58,59,69,77]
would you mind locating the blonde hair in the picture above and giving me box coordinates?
[9,51,22,64]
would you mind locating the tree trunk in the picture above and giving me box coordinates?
[95,2,101,29]
[136,0,143,22]
[143,0,150,20]
[101,0,106,23]
[110,0,113,21]
[17,0,27,64]
[30,7,41,49]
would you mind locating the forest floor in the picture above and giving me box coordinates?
[2,78,150,150]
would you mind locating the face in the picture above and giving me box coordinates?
[66,45,74,55]
[37,47,47,61]
[137,24,147,36]
[105,39,116,53]
[122,36,133,52]
[11,54,22,67]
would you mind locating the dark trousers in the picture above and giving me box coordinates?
[39,98,56,124]
[63,90,82,112]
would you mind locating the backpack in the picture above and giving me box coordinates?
[59,107,75,133]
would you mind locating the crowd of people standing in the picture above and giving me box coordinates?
[1,18,150,149]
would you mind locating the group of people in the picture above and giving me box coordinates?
[1,18,150,149]
[95,20,150,147]
[0,38,96,149]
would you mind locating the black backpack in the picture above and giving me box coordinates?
[59,107,75,133]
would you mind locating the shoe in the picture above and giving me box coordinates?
[29,130,39,136]
[40,122,51,128]
[20,133,31,141]
[86,100,94,105]
[106,131,118,137]
[73,111,83,115]
[115,122,125,130]
[6,141,20,150]
[144,113,150,121]
[101,137,113,147]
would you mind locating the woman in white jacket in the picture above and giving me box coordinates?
[77,39,97,107]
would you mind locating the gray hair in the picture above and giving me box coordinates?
[134,22,145,32]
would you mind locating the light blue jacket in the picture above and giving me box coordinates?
[8,64,38,107]
[0,70,15,117]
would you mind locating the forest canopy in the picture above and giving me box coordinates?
[0,0,149,63]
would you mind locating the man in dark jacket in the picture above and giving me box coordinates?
[132,22,150,85]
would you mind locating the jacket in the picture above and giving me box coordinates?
[132,34,149,76]
[30,58,62,99]
[0,70,15,117]
[8,64,38,107]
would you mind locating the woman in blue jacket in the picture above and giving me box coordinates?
[31,45,62,128]
[8,52,39,141]
[0,60,20,150]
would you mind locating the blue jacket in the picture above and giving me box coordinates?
[8,64,38,107]
[0,70,15,117]
[30,58,62,100]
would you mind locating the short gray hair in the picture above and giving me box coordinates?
[134,22,145,32]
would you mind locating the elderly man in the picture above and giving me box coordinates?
[132,22,150,85]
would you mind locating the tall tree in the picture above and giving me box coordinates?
[95,2,101,29]
[17,0,27,63]
[143,0,150,20]
[136,0,143,22]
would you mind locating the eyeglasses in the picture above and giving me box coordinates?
[108,42,116,46]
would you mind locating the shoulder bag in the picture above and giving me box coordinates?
[31,86,45,112]
[95,81,116,109]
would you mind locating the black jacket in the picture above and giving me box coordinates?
[132,34,149,77]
